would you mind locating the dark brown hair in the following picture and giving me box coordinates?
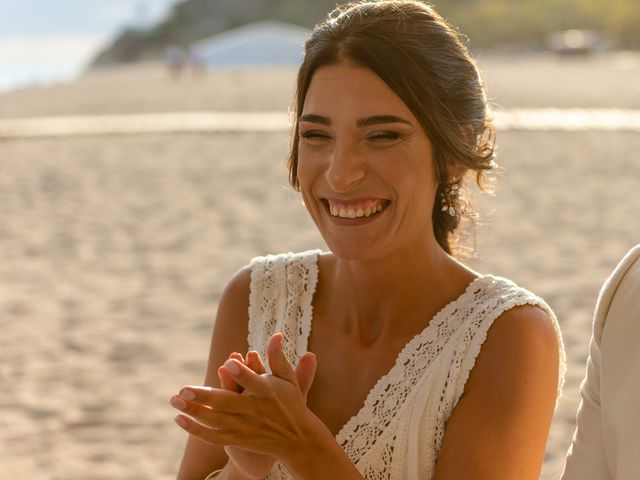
[288,0,496,255]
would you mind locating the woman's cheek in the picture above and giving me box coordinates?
[296,149,323,186]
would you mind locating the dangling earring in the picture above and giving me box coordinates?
[440,183,459,216]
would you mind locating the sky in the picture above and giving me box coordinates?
[0,0,178,92]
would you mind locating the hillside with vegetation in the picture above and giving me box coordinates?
[91,0,640,67]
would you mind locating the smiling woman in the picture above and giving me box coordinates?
[171,2,565,480]
[288,5,496,257]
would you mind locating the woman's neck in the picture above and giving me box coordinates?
[317,241,477,347]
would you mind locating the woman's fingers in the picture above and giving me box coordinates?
[295,352,317,401]
[221,359,271,396]
[173,386,249,414]
[214,341,314,402]
[218,365,241,392]
[218,351,256,393]
[174,414,245,447]
[175,414,281,455]
[267,333,298,386]
[246,350,267,375]
[172,390,281,450]
[230,352,245,363]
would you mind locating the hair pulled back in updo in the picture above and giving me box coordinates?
[288,0,496,255]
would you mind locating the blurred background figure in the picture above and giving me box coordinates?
[0,1,638,479]
[165,44,187,79]
[186,45,206,77]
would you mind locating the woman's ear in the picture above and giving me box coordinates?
[449,164,468,183]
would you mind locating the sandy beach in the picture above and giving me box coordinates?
[1,53,639,479]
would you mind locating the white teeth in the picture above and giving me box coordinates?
[328,201,386,218]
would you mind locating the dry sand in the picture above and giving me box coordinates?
[1,54,639,479]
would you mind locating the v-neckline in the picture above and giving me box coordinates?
[299,252,486,445]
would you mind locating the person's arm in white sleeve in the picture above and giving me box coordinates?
[561,244,640,480]
[560,317,609,479]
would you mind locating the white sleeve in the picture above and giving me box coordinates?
[560,324,609,479]
[561,244,640,480]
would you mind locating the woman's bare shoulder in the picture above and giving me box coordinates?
[203,265,253,385]
[435,305,559,478]
[489,304,558,348]
[469,304,560,400]
[219,265,252,319]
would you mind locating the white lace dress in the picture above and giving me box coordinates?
[247,250,565,480]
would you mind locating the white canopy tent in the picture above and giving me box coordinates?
[191,21,310,67]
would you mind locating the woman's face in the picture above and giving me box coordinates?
[297,62,438,260]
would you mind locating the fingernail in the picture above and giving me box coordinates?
[180,389,196,400]
[171,395,187,409]
[224,359,240,375]
[275,334,284,349]
[175,415,188,428]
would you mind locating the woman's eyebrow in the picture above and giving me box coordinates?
[356,115,412,127]
[299,114,331,125]
[299,114,412,127]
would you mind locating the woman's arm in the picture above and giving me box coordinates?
[176,267,252,480]
[435,305,560,479]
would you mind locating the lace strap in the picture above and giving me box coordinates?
[450,276,566,410]
[247,250,320,371]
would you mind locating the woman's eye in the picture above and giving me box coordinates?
[368,131,401,141]
[300,131,330,140]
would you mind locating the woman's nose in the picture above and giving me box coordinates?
[325,142,365,193]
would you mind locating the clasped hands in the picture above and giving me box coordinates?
[171,333,325,479]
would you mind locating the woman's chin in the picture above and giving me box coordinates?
[322,238,384,261]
